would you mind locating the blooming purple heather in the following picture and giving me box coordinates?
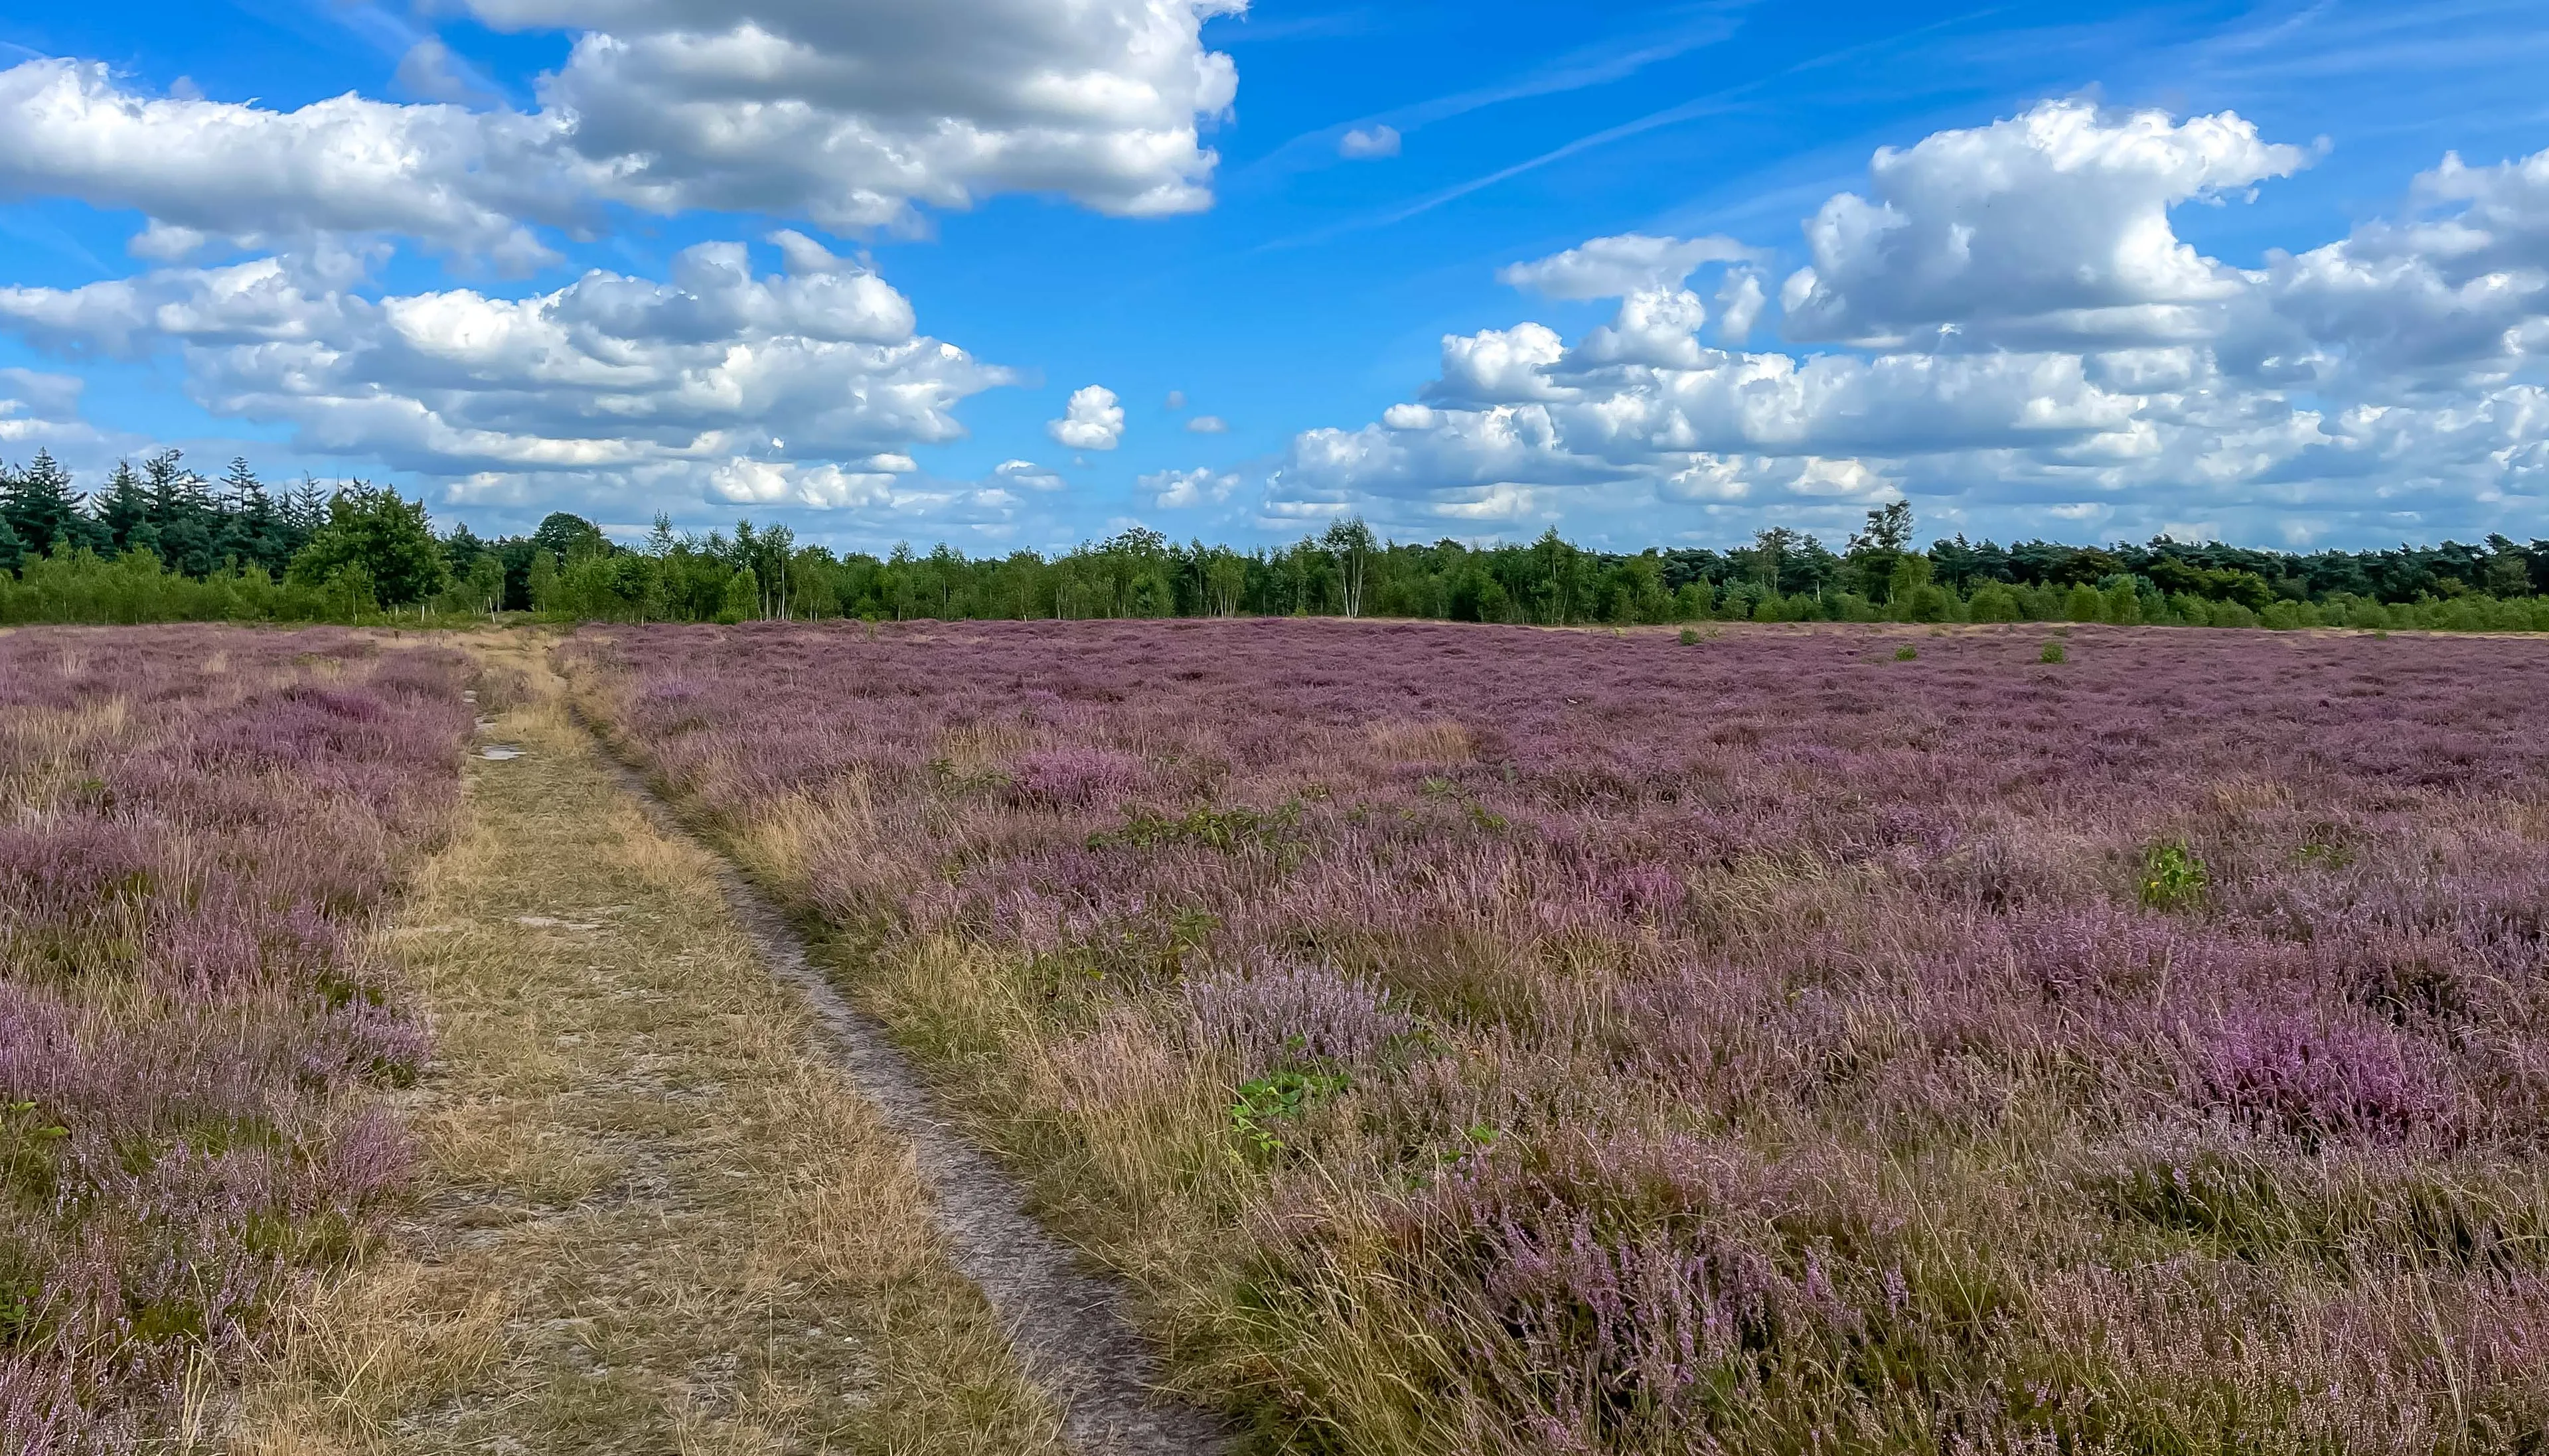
[572,619,2549,1451]
[0,627,467,1448]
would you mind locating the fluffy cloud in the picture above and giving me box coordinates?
[1498,233,1753,301]
[994,458,1065,492]
[0,60,579,267]
[1047,385,1126,450]
[1783,100,2309,348]
[1141,466,1238,507]
[1338,125,1401,160]
[0,0,1245,260]
[1186,413,1229,433]
[0,238,1013,509]
[1267,103,2549,545]
[0,368,118,459]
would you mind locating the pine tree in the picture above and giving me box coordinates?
[220,457,279,573]
[281,477,331,563]
[0,508,22,575]
[144,449,218,576]
[97,461,153,554]
[1,450,90,557]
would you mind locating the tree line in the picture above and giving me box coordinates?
[8,448,2549,633]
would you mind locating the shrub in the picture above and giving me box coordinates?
[2139,840,2208,908]
[1967,584,2023,623]
[2040,640,2066,663]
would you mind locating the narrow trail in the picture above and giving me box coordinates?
[574,710,1239,1456]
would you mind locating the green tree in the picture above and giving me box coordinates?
[460,553,506,614]
[1531,526,1577,623]
[143,450,219,577]
[532,512,609,563]
[1322,517,1377,618]
[97,461,153,553]
[2,450,92,556]
[281,478,331,549]
[716,567,759,624]
[287,485,450,605]
[1847,500,1914,603]
[526,548,562,612]
[220,458,285,574]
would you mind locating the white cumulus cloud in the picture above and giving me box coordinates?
[0,367,120,460]
[1782,99,2311,348]
[1047,384,1125,450]
[0,0,1248,261]
[1498,233,1754,301]
[1266,102,2549,546]
[1141,466,1238,507]
[0,240,1013,514]
[1186,413,1229,433]
[0,59,579,267]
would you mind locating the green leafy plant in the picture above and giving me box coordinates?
[1095,802,1303,854]
[1415,774,1508,831]
[2140,841,2210,909]
[1229,1069,1350,1155]
[1894,644,1919,661]
[2296,824,2353,869]
[2041,640,2068,664]
[0,1279,35,1342]
[1,1099,69,1197]
[1678,626,1700,646]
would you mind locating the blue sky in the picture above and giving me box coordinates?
[2,0,2546,554]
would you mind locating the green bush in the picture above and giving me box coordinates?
[2140,841,2209,909]
[1967,585,2023,622]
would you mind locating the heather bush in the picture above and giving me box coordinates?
[1182,956,1413,1074]
[0,627,467,1447]
[570,619,2549,1453]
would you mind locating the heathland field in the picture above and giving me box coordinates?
[0,628,469,1449]
[9,618,2549,1453]
[569,620,2549,1453]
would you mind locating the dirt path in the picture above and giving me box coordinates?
[576,711,1239,1456]
[234,638,1070,1455]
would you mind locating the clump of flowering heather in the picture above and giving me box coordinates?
[0,627,467,1450]
[568,619,2549,1453]
[1182,956,1413,1074]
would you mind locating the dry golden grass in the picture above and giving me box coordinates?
[232,633,1064,1456]
[1362,719,1473,763]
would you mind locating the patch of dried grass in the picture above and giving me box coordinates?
[1365,718,1474,763]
